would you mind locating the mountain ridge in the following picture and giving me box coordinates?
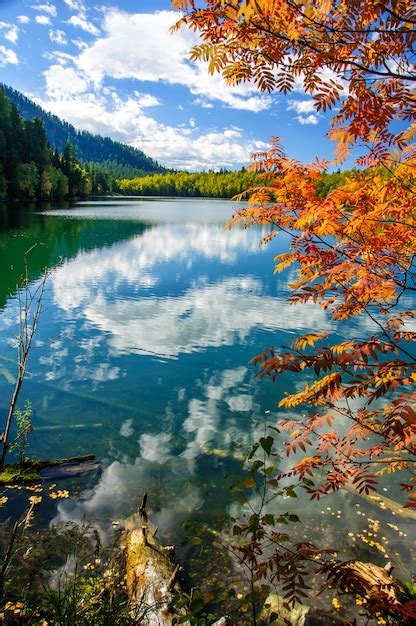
[1,84,166,173]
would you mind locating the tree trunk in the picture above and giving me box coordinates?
[120,495,190,625]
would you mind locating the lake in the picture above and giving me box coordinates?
[0,198,413,600]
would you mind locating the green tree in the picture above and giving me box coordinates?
[16,162,38,199]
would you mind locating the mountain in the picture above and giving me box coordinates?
[1,84,165,173]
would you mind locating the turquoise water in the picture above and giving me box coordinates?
[0,198,413,583]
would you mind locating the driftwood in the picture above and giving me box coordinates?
[39,456,101,480]
[327,560,400,605]
[120,495,232,624]
[0,455,101,484]
[344,483,416,521]
[120,493,191,625]
[35,423,103,431]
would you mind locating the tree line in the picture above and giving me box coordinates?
[118,168,357,199]
[0,89,164,201]
[118,169,264,198]
[0,85,357,202]
[0,89,92,201]
[87,161,160,195]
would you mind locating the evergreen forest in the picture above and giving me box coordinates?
[1,84,165,173]
[0,89,91,201]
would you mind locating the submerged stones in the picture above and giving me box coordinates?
[261,593,309,626]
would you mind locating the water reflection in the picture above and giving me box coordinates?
[50,364,266,546]
[49,222,331,359]
[50,222,266,299]
[0,199,412,583]
[52,456,205,544]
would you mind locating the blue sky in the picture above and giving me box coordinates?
[0,0,339,170]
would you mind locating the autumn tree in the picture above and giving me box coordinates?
[172,0,416,620]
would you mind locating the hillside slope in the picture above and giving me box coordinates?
[1,85,165,172]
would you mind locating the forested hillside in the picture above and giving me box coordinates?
[0,89,91,200]
[1,84,165,173]
[119,169,263,198]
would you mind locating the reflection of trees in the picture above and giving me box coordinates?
[0,210,149,308]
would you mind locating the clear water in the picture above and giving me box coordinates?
[0,199,413,585]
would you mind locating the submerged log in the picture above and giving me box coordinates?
[39,457,102,480]
[200,445,245,463]
[120,493,190,625]
[0,455,101,484]
[344,483,416,521]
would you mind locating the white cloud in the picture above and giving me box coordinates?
[68,15,100,36]
[297,113,319,125]
[220,367,247,389]
[33,8,272,169]
[0,45,18,66]
[182,366,262,460]
[64,0,85,12]
[35,89,267,169]
[51,226,331,358]
[32,3,57,17]
[17,15,30,24]
[287,99,317,115]
[75,9,270,111]
[51,222,266,315]
[51,455,203,540]
[43,64,88,97]
[140,432,172,463]
[43,50,75,65]
[183,397,219,457]
[4,26,18,44]
[287,99,320,125]
[49,29,67,45]
[133,92,161,109]
[73,362,120,384]
[120,419,134,438]
[81,280,329,358]
[35,15,52,25]
[226,394,253,412]
[193,98,214,109]
[32,7,272,169]
[71,38,87,50]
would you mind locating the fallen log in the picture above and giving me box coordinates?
[39,458,101,480]
[120,493,191,625]
[344,483,416,521]
[324,560,400,605]
[35,423,103,431]
[0,455,101,484]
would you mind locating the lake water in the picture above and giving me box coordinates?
[0,199,413,598]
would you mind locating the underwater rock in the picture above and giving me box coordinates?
[261,593,309,625]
